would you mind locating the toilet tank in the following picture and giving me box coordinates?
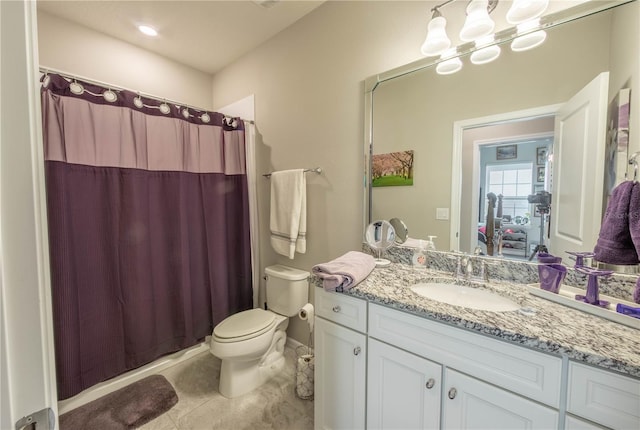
[265,265,309,317]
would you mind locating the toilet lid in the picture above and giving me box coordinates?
[214,308,276,339]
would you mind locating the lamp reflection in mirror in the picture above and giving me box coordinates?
[460,0,496,42]
[511,20,547,52]
[506,0,549,24]
[471,35,501,65]
[436,48,463,75]
[421,9,451,57]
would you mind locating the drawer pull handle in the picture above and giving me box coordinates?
[426,378,435,389]
[448,388,457,399]
[332,305,341,313]
[353,346,361,356]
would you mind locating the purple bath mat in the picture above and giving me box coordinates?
[60,374,178,430]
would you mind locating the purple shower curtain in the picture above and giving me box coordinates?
[41,74,252,399]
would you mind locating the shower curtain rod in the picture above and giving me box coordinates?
[39,66,253,123]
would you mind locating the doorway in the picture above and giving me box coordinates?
[450,104,560,257]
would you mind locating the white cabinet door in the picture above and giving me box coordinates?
[314,317,366,430]
[367,338,441,430]
[442,369,559,430]
[567,362,640,430]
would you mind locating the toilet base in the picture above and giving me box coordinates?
[218,352,286,398]
[217,330,287,398]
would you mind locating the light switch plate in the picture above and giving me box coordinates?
[436,208,449,220]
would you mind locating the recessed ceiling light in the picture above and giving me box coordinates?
[138,25,158,37]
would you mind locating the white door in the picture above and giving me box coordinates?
[1,1,58,429]
[548,72,609,255]
[314,317,366,430]
[442,369,559,430]
[367,338,441,430]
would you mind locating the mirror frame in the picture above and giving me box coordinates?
[363,0,629,242]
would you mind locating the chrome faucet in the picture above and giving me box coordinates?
[460,252,487,283]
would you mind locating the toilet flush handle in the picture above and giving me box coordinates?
[332,305,341,313]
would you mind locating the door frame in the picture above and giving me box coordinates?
[450,104,561,251]
[1,1,58,428]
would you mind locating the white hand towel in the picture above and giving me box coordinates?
[270,169,306,259]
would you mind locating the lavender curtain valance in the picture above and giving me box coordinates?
[42,73,245,174]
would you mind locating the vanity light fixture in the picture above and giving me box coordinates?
[511,19,547,52]
[421,8,452,57]
[470,35,501,64]
[436,48,463,75]
[138,25,158,37]
[506,0,549,24]
[459,0,496,42]
[422,0,548,75]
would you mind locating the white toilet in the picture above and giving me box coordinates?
[210,264,309,398]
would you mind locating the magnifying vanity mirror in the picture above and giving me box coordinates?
[364,0,639,272]
[390,217,409,245]
[365,220,396,266]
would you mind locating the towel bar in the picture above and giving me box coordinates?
[263,167,322,178]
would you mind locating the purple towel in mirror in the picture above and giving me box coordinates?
[594,181,640,265]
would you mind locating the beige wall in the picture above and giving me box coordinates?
[609,1,640,178]
[210,1,434,341]
[37,11,213,109]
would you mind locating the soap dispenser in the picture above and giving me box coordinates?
[412,240,427,270]
[425,235,437,251]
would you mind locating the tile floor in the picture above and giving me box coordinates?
[139,347,314,430]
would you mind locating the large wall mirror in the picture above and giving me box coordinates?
[364,0,638,268]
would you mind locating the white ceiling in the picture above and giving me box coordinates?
[36,0,326,75]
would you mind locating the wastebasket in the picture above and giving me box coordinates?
[295,345,314,400]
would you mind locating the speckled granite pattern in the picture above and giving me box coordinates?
[317,259,640,379]
[365,245,639,302]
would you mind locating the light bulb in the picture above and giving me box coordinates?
[511,30,547,51]
[507,0,549,24]
[471,35,500,64]
[511,20,546,52]
[421,13,451,57]
[436,49,462,75]
[471,45,501,64]
[460,0,495,42]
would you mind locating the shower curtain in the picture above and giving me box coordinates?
[41,73,253,399]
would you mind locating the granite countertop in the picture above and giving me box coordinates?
[317,263,640,379]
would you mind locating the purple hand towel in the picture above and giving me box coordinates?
[629,181,640,261]
[594,181,640,265]
[312,251,376,292]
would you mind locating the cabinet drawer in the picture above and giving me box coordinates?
[315,287,367,333]
[567,361,640,430]
[369,303,562,408]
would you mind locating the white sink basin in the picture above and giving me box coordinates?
[411,282,520,312]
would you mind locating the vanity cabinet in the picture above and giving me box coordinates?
[314,288,367,430]
[368,303,560,429]
[314,287,639,430]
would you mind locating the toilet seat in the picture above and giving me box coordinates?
[213,309,277,343]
